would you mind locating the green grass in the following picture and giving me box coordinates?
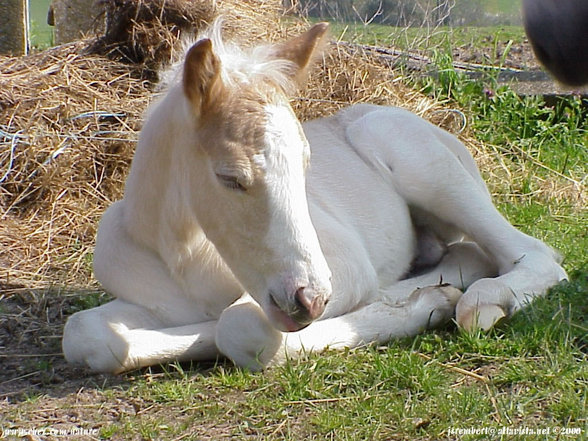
[329,22,526,53]
[29,0,53,50]
[486,0,522,16]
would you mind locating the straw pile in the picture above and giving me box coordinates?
[0,42,150,289]
[0,0,571,294]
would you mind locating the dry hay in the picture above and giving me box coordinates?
[90,0,215,66]
[0,42,150,290]
[0,0,582,296]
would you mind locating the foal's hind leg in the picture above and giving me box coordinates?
[348,107,567,330]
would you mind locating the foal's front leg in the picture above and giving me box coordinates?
[63,201,227,373]
[349,107,567,330]
[63,299,218,373]
[216,242,496,370]
[216,288,461,371]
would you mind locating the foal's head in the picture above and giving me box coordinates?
[180,23,332,332]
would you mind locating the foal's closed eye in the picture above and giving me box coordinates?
[216,174,247,192]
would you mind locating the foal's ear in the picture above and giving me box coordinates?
[274,22,329,82]
[183,38,223,116]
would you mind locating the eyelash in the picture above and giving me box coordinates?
[216,174,247,192]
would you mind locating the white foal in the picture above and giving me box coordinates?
[62,23,567,373]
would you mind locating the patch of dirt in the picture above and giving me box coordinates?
[0,291,121,400]
[0,291,129,438]
[0,290,241,439]
[451,39,541,71]
[451,40,588,97]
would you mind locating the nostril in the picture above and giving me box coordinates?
[294,287,310,312]
[294,287,325,320]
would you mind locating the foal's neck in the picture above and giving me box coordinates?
[123,87,213,271]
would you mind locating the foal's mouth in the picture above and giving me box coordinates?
[268,293,311,333]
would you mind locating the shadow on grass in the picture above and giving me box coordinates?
[0,285,237,403]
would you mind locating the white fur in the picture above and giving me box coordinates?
[260,104,332,322]
[62,29,567,373]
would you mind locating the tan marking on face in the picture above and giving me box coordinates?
[190,84,280,269]
[196,83,291,191]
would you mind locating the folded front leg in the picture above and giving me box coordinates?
[63,299,219,373]
[216,285,462,370]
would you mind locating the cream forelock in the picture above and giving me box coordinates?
[158,20,299,95]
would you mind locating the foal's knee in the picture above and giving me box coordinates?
[62,308,130,374]
[216,297,284,371]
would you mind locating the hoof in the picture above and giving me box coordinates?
[216,298,284,371]
[409,284,463,307]
[408,284,463,329]
[457,303,507,332]
[436,284,464,307]
[62,310,129,374]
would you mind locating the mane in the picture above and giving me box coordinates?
[158,21,298,95]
